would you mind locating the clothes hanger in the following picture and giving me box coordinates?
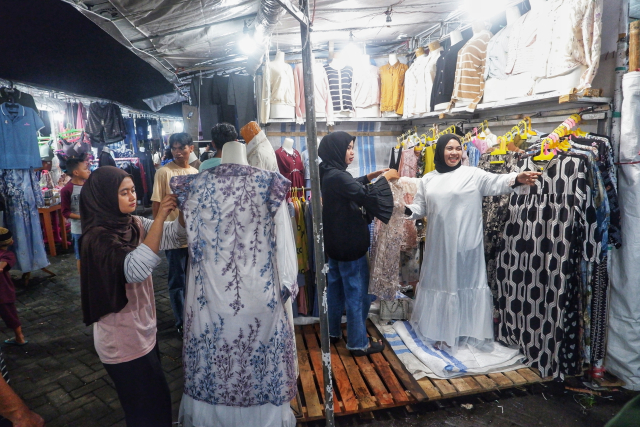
[490,136,508,164]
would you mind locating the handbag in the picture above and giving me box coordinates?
[380,299,413,320]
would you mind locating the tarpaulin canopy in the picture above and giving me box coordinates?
[64,0,468,86]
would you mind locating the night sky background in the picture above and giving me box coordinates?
[0,0,182,116]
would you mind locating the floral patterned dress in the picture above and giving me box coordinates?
[171,164,298,427]
[0,169,49,272]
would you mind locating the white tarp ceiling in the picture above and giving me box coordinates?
[64,0,467,87]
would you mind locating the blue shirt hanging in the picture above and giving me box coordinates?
[0,103,44,169]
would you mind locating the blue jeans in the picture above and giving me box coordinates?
[72,233,82,260]
[165,248,188,329]
[327,255,375,351]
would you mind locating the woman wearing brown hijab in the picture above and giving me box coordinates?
[80,166,187,427]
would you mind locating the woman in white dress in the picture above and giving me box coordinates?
[405,135,540,351]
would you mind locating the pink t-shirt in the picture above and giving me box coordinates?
[93,219,156,364]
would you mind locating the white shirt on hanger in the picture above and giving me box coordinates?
[531,0,604,90]
[351,63,381,110]
[402,48,443,118]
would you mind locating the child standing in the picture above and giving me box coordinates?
[0,228,27,346]
[61,157,91,274]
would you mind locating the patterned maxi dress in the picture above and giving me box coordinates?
[171,164,299,427]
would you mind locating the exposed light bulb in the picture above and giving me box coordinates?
[174,121,184,132]
[239,34,255,54]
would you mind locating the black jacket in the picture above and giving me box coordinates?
[86,102,126,146]
[321,169,393,262]
[431,39,467,109]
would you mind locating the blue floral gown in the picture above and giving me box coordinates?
[0,169,49,272]
[171,163,299,427]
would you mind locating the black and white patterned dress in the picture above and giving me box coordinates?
[496,154,600,379]
[478,152,519,305]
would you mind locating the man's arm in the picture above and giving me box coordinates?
[150,168,166,220]
[0,375,44,426]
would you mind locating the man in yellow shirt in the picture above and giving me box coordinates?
[151,133,198,336]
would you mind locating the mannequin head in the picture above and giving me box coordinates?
[505,6,521,25]
[388,53,398,65]
[221,141,249,165]
[428,41,441,51]
[240,121,262,144]
[415,47,425,57]
[330,51,345,69]
[449,30,463,45]
[282,138,294,154]
[472,21,487,34]
[274,50,285,62]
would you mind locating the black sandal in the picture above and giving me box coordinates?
[350,337,385,356]
[330,335,342,344]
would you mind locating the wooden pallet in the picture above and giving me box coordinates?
[291,320,554,422]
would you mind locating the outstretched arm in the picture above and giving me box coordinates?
[0,374,44,427]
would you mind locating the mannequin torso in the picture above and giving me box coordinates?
[221,141,249,165]
[269,50,295,120]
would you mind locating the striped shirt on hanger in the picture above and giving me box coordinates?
[324,65,354,112]
[447,30,492,112]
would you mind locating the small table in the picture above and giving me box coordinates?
[38,204,68,257]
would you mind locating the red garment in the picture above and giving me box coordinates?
[0,250,17,304]
[0,303,20,329]
[275,147,305,190]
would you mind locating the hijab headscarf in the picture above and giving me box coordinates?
[80,166,141,325]
[318,131,355,179]
[434,134,463,174]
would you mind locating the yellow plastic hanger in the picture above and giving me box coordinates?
[572,127,588,138]
[490,136,508,164]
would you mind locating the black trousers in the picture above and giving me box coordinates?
[103,343,172,427]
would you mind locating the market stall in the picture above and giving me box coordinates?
[50,0,640,424]
[0,77,183,280]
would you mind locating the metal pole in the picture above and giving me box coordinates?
[299,1,335,425]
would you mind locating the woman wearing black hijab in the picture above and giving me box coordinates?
[405,135,540,352]
[319,131,399,356]
[80,166,187,427]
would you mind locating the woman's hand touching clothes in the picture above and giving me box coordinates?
[516,171,542,186]
[382,169,400,181]
[156,195,178,220]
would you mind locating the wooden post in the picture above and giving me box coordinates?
[630,21,640,72]
[299,1,335,426]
